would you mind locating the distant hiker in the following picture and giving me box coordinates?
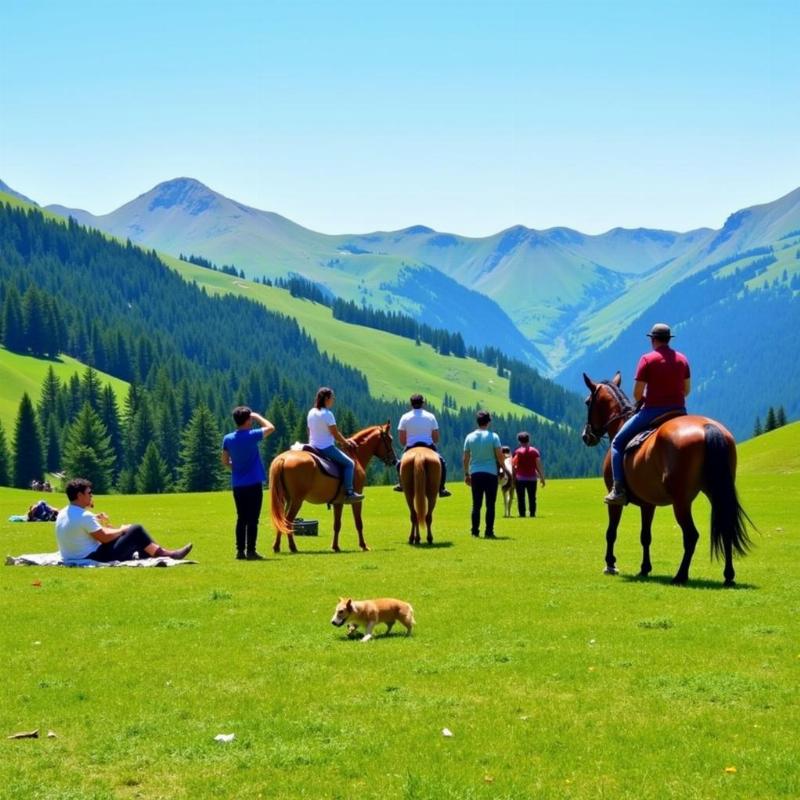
[55,478,192,562]
[307,387,363,503]
[221,406,275,560]
[393,394,451,497]
[604,323,691,505]
[512,432,545,517]
[463,410,508,538]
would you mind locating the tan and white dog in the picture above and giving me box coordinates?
[330,597,415,642]
[500,454,515,518]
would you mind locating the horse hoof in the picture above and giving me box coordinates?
[724,578,736,587]
[603,566,619,575]
[671,576,688,586]
[331,546,341,553]
[360,545,370,552]
[638,571,651,578]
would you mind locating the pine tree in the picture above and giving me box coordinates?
[80,367,103,413]
[765,406,777,432]
[753,416,763,437]
[2,285,26,352]
[136,441,171,494]
[12,393,44,488]
[0,420,10,486]
[62,402,116,493]
[98,385,123,476]
[44,416,61,473]
[776,406,787,428]
[177,405,224,492]
[23,285,49,356]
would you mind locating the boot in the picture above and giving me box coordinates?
[604,482,627,506]
[343,490,364,504]
[154,543,193,559]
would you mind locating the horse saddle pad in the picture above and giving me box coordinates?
[292,444,342,479]
[624,410,687,454]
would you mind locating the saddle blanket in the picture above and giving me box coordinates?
[6,552,197,568]
[290,443,342,479]
[624,410,687,454]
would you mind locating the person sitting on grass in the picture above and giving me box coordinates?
[55,478,193,562]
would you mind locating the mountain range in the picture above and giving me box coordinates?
[5,176,799,437]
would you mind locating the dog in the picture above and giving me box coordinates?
[500,453,515,518]
[330,597,415,642]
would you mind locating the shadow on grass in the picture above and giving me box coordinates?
[620,573,758,591]
[406,540,454,549]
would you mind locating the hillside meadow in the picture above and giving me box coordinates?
[1,431,797,799]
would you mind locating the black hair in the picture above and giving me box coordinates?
[66,477,92,502]
[517,431,530,444]
[476,410,491,427]
[315,387,334,409]
[232,406,252,426]
[410,394,424,409]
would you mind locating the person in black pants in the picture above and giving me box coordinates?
[55,478,192,562]
[462,410,509,538]
[221,406,275,560]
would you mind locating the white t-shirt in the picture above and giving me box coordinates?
[307,407,336,449]
[55,504,102,560]
[398,408,438,446]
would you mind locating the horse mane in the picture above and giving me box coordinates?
[600,379,634,416]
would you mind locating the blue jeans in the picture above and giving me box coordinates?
[319,445,356,493]
[611,406,685,483]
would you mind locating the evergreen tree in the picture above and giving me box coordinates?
[44,415,61,473]
[0,420,10,486]
[776,406,787,428]
[80,367,103,413]
[2,285,25,352]
[136,441,171,494]
[765,406,777,432]
[62,402,116,493]
[177,405,224,492]
[156,391,182,482]
[22,284,49,356]
[12,393,44,488]
[98,385,124,476]
[753,416,763,437]
[37,366,62,431]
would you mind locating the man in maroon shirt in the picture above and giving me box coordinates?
[512,432,546,517]
[605,323,691,505]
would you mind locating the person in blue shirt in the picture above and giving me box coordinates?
[463,410,509,539]
[221,406,275,560]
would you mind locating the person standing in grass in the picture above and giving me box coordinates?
[512,431,545,517]
[55,477,192,562]
[463,410,508,539]
[221,406,275,560]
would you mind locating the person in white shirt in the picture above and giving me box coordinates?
[393,394,451,497]
[55,477,192,562]
[307,387,364,503]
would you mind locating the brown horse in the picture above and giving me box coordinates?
[581,372,752,585]
[269,422,396,553]
[400,447,442,545]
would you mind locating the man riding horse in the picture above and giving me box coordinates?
[604,323,691,506]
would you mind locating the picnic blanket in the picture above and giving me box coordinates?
[6,552,197,568]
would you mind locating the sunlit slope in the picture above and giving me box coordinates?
[738,422,800,476]
[160,254,541,419]
[0,348,129,435]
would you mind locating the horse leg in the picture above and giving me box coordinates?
[723,538,735,586]
[331,504,343,552]
[604,505,622,574]
[408,509,417,545]
[671,502,700,585]
[286,499,302,553]
[426,509,433,545]
[638,504,655,577]
[352,503,369,552]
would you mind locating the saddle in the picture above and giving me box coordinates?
[291,443,342,479]
[624,410,687,455]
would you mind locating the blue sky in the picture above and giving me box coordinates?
[2,0,798,235]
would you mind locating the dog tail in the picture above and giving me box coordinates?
[413,452,427,525]
[408,603,416,627]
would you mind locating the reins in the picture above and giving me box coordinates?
[585,381,635,443]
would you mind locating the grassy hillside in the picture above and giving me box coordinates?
[159,253,543,420]
[737,421,800,476]
[1,428,796,798]
[0,347,129,436]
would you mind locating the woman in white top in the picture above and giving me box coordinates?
[307,387,364,502]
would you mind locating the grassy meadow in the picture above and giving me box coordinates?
[1,429,798,799]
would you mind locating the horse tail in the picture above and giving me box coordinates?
[413,452,427,524]
[703,423,753,560]
[269,456,293,536]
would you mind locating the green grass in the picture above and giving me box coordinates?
[737,422,800,476]
[0,347,129,436]
[1,437,797,799]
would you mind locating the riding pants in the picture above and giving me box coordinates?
[611,406,685,483]
[319,445,356,493]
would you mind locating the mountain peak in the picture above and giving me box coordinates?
[0,178,38,206]
[145,177,220,216]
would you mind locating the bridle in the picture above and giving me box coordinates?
[377,425,398,466]
[582,381,634,446]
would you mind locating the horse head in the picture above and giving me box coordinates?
[581,372,632,446]
[352,421,397,466]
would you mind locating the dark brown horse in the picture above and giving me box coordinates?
[269,422,397,553]
[582,372,752,585]
[399,447,442,545]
